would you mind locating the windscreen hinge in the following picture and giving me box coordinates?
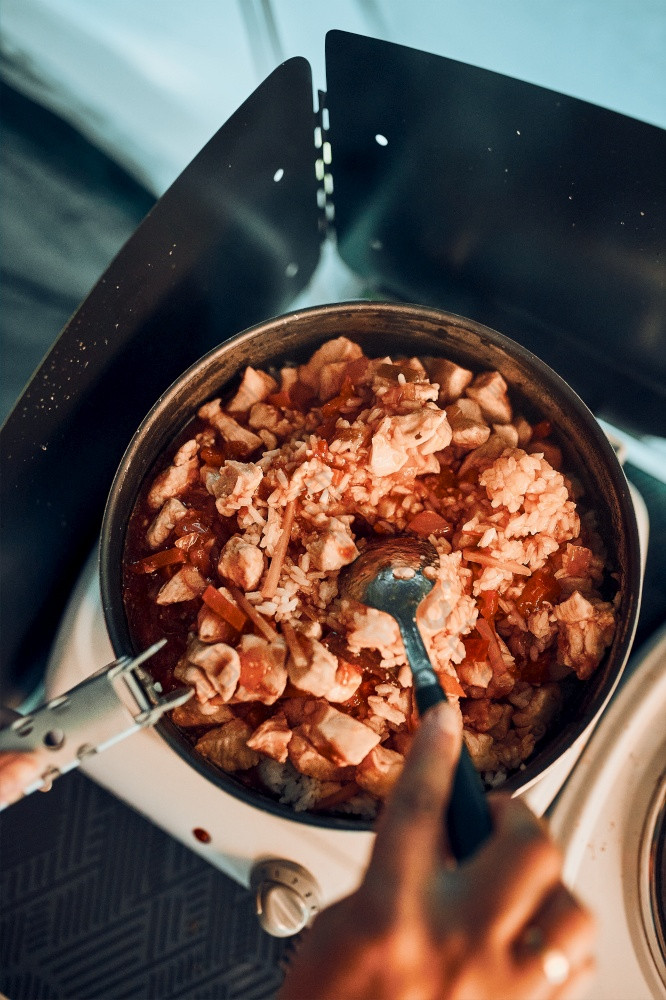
[315,90,335,239]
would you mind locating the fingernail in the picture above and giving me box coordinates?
[423,700,461,738]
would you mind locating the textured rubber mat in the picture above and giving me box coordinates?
[0,771,288,999]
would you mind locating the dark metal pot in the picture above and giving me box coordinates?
[100,301,642,829]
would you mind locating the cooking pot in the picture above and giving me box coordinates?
[99,301,641,830]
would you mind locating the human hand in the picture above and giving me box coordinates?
[279,701,596,1000]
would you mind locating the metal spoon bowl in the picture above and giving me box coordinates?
[340,536,493,860]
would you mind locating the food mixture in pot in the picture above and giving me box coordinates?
[122,337,617,816]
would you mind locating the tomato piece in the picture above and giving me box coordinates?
[408,510,451,537]
[531,420,552,439]
[462,632,490,662]
[479,589,499,622]
[439,672,466,698]
[201,585,247,632]
[321,376,356,418]
[267,389,292,409]
[200,446,226,467]
[515,568,561,616]
[132,547,186,574]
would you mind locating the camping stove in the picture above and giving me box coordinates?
[43,479,648,938]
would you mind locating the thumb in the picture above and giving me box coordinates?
[365,700,463,892]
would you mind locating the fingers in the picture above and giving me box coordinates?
[461,795,563,941]
[0,751,44,808]
[365,701,462,893]
[514,884,597,1000]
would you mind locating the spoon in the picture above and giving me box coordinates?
[339,537,493,861]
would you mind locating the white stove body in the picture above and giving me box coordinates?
[44,482,649,917]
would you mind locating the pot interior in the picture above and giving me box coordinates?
[100,302,641,828]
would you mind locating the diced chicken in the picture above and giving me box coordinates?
[287,636,338,697]
[457,433,507,478]
[462,699,509,734]
[208,460,263,517]
[175,636,241,703]
[298,337,364,395]
[553,591,615,679]
[156,564,207,604]
[370,408,452,477]
[233,634,288,705]
[304,703,381,766]
[147,443,200,510]
[218,535,265,590]
[367,695,406,727]
[457,658,493,690]
[198,400,262,457]
[248,402,292,437]
[445,398,491,450]
[511,683,562,741]
[171,699,234,728]
[463,730,499,771]
[424,358,473,404]
[513,415,533,447]
[318,361,349,401]
[466,371,512,424]
[288,728,350,781]
[279,366,299,395]
[146,498,188,549]
[326,660,363,703]
[195,719,259,771]
[355,745,404,799]
[306,518,359,572]
[227,366,277,413]
[197,604,237,644]
[492,423,520,448]
[246,712,292,763]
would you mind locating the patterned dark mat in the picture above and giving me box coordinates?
[0,771,289,999]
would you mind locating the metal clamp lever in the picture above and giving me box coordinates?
[0,640,191,807]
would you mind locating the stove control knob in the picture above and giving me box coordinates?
[250,859,321,937]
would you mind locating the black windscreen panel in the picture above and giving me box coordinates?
[0,57,320,687]
[326,30,666,433]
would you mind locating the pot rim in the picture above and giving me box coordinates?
[100,300,642,830]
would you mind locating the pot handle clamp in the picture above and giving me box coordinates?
[0,640,191,809]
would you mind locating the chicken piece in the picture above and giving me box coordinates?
[287,636,338,697]
[246,711,292,763]
[466,371,512,424]
[304,703,381,766]
[355,745,404,800]
[457,433,507,478]
[462,699,508,734]
[175,636,241,703]
[298,337,364,395]
[445,398,491,450]
[306,518,359,572]
[553,591,615,679]
[146,498,188,549]
[198,400,263,457]
[424,358,473,404]
[197,604,237,644]
[227,366,277,414]
[208,460,263,517]
[156,564,207,605]
[494,729,536,770]
[370,409,452,477]
[280,366,299,396]
[463,730,499,771]
[457,658,493,690]
[147,441,200,510]
[345,604,403,660]
[288,728,350,781]
[326,660,363,703]
[171,699,233,727]
[217,535,265,590]
[318,361,349,401]
[492,423,520,447]
[248,402,292,438]
[513,415,533,447]
[367,695,406,727]
[195,719,259,771]
[511,683,562,741]
[233,634,288,705]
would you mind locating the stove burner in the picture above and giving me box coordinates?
[641,772,666,984]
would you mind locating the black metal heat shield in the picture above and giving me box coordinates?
[0,57,320,687]
[326,30,666,431]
